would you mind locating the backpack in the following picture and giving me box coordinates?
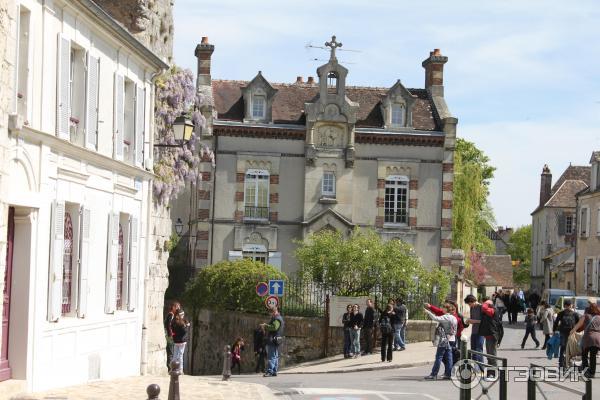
[480,305,504,345]
[380,315,392,335]
[559,310,577,333]
[434,325,450,348]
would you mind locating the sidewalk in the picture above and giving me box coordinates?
[280,340,437,374]
[9,375,279,400]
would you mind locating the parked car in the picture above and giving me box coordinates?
[539,289,575,313]
[570,296,600,316]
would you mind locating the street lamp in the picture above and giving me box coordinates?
[174,218,184,235]
[154,113,195,148]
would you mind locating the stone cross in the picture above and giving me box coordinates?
[325,35,342,61]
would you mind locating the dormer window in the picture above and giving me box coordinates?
[252,96,266,119]
[391,104,405,126]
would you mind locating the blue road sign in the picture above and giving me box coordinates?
[256,282,269,297]
[269,280,284,296]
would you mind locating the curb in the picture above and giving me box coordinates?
[279,360,431,374]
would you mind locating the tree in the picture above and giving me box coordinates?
[294,228,451,303]
[507,225,532,285]
[453,138,496,266]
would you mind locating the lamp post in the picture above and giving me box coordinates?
[174,218,184,236]
[154,113,194,148]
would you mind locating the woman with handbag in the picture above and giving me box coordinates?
[423,302,457,380]
[570,302,600,378]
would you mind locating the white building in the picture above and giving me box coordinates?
[2,0,167,390]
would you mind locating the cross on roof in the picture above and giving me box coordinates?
[325,35,342,61]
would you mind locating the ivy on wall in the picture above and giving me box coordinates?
[153,66,215,204]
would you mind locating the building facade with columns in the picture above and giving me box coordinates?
[173,38,457,275]
[0,0,167,390]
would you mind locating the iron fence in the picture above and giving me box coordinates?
[280,276,437,319]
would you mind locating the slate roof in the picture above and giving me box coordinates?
[212,80,440,131]
[532,165,590,214]
[551,165,590,193]
[480,255,514,288]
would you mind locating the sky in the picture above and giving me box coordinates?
[172,0,600,229]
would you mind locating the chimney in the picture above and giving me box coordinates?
[422,48,448,96]
[307,76,315,85]
[295,76,304,84]
[195,36,215,87]
[539,164,552,206]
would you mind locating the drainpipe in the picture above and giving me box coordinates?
[209,136,218,265]
[140,67,166,376]
[574,198,580,295]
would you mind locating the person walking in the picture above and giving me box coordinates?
[171,309,190,374]
[538,301,554,350]
[253,325,267,373]
[494,291,506,322]
[231,337,245,375]
[392,299,406,351]
[379,304,394,362]
[508,291,520,324]
[570,302,600,378]
[521,308,540,349]
[363,299,376,355]
[553,299,579,368]
[342,304,353,358]
[164,301,180,371]
[396,298,408,349]
[464,295,484,364]
[261,306,284,377]
[423,303,457,380]
[350,304,363,358]
[479,298,503,379]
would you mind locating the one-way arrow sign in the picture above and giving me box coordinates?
[269,279,284,296]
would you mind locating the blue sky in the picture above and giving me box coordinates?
[173,0,599,229]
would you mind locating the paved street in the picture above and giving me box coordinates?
[234,314,598,400]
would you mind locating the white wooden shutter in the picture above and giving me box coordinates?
[85,53,100,150]
[228,251,243,261]
[268,252,282,270]
[13,5,20,113]
[105,213,119,313]
[134,85,145,167]
[593,260,599,292]
[77,207,90,318]
[585,261,589,290]
[48,200,65,322]
[56,33,71,140]
[127,216,139,311]
[113,73,124,160]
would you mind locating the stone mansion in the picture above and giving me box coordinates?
[173,37,458,275]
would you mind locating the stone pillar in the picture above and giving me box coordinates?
[440,117,457,269]
[0,0,17,369]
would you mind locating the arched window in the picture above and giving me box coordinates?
[117,224,124,309]
[384,175,409,224]
[62,212,74,315]
[327,72,338,94]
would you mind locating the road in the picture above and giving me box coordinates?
[232,314,597,399]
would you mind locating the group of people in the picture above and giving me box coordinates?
[342,298,408,362]
[492,289,525,324]
[533,298,600,378]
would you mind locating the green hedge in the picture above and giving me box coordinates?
[182,259,287,313]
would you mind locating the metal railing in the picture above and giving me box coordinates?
[458,337,508,400]
[527,363,592,400]
[244,206,269,220]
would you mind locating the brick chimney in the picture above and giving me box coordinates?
[295,76,304,84]
[422,48,448,96]
[195,36,215,86]
[539,164,552,206]
[307,76,315,85]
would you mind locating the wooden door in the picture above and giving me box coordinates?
[0,207,14,381]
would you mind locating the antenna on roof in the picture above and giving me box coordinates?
[305,41,362,53]
[309,58,356,65]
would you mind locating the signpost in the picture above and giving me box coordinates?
[256,282,268,297]
[265,295,279,309]
[268,280,284,296]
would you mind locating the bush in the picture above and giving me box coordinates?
[182,259,287,314]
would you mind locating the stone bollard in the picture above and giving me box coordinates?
[222,345,232,381]
[168,360,181,400]
[147,384,161,400]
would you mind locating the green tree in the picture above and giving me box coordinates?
[294,228,451,303]
[453,138,496,262]
[507,225,532,285]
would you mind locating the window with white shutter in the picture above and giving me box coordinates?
[16,6,31,119]
[85,54,100,150]
[135,86,145,167]
[56,34,71,140]
[105,213,119,313]
[594,259,600,293]
[123,79,135,164]
[48,200,65,322]
[77,207,90,318]
[113,73,125,160]
[128,217,139,311]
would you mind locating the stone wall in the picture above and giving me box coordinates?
[95,0,173,62]
[142,203,172,375]
[188,309,436,375]
[0,0,16,373]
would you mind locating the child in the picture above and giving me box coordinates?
[522,308,540,349]
[171,310,190,373]
[231,337,245,374]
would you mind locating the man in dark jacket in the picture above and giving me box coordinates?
[508,292,520,324]
[393,298,407,351]
[253,325,267,373]
[553,299,580,368]
[261,306,284,377]
[479,299,503,378]
[363,299,376,355]
[164,301,180,371]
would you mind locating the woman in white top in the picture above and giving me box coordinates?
[424,302,457,380]
[537,301,554,349]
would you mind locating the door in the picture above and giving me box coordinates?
[0,207,14,380]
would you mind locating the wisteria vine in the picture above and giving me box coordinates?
[153,67,215,204]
